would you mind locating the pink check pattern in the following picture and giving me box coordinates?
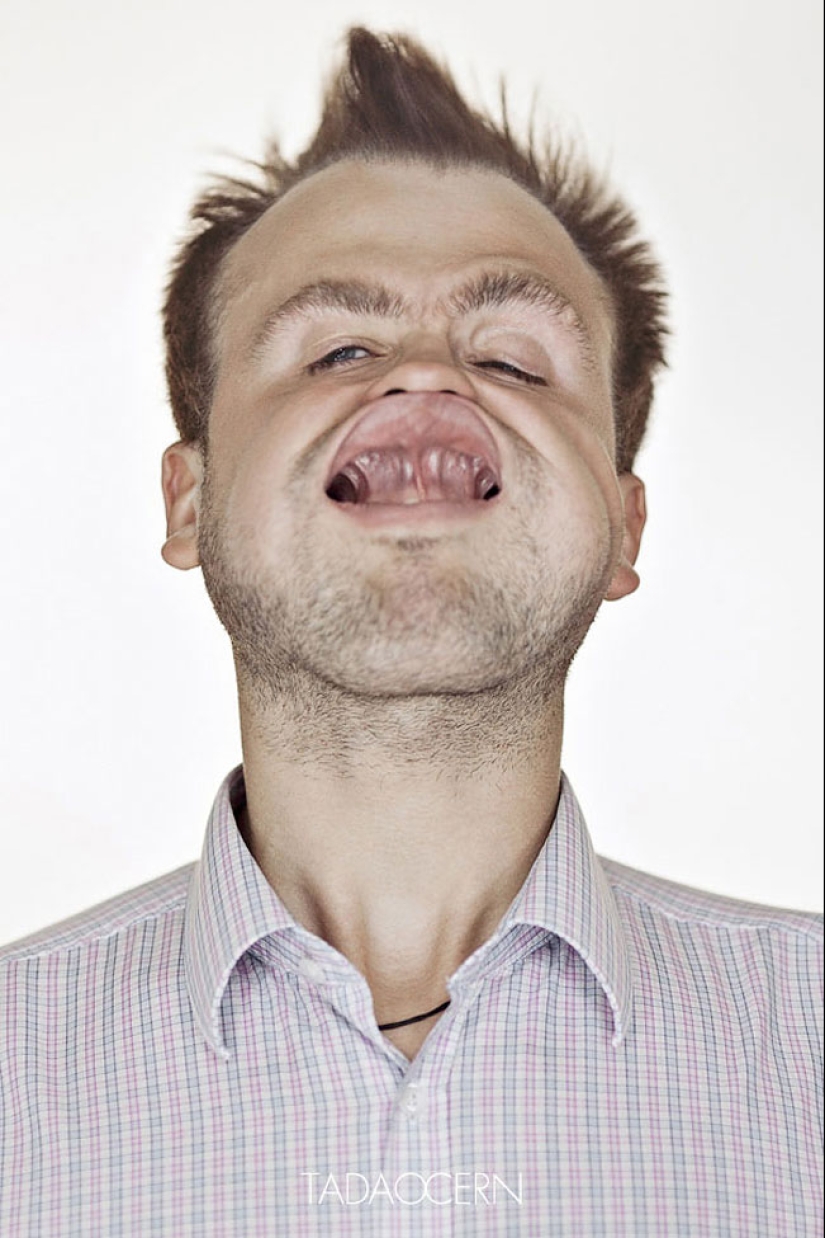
[1,766,822,1236]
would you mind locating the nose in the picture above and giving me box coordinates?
[364,336,475,402]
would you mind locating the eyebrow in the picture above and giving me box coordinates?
[249,281,407,357]
[249,269,597,367]
[447,270,596,366]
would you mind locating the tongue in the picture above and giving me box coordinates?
[330,446,488,505]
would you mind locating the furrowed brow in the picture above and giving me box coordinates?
[250,280,408,357]
[445,271,598,369]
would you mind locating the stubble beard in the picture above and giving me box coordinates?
[197,468,612,772]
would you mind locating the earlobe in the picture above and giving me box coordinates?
[160,441,204,571]
[604,473,647,602]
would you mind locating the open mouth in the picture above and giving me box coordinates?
[323,393,503,508]
[326,447,501,505]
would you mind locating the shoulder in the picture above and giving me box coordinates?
[0,863,195,969]
[599,854,823,946]
[598,857,822,1035]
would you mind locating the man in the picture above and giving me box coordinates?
[1,26,821,1237]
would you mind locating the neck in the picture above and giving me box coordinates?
[235,674,564,1027]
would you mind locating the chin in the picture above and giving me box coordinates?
[320,642,506,699]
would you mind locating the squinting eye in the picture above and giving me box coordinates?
[307,344,373,373]
[473,359,547,386]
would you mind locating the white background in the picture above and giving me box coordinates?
[0,0,821,944]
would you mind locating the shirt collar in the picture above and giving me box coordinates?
[183,766,290,1061]
[499,771,635,1048]
[184,766,635,1059]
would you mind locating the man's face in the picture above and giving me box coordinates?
[164,160,642,702]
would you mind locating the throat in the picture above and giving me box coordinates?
[381,1014,447,1062]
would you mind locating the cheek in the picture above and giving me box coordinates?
[213,446,296,567]
[511,392,619,510]
[204,428,291,564]
[514,418,622,569]
[209,390,311,530]
[536,469,613,562]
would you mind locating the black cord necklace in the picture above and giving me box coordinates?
[378,999,451,1031]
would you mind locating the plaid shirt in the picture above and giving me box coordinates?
[1,766,822,1236]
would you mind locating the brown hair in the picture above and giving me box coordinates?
[163,27,668,473]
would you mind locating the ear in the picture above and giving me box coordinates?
[160,441,204,570]
[604,472,647,602]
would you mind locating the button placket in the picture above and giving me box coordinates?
[399,1081,420,1120]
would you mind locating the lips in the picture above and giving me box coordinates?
[324,392,502,506]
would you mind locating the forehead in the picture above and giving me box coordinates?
[218,160,612,350]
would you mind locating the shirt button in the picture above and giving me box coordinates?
[299,957,326,983]
[399,1083,419,1118]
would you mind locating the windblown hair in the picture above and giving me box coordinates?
[163,27,668,473]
